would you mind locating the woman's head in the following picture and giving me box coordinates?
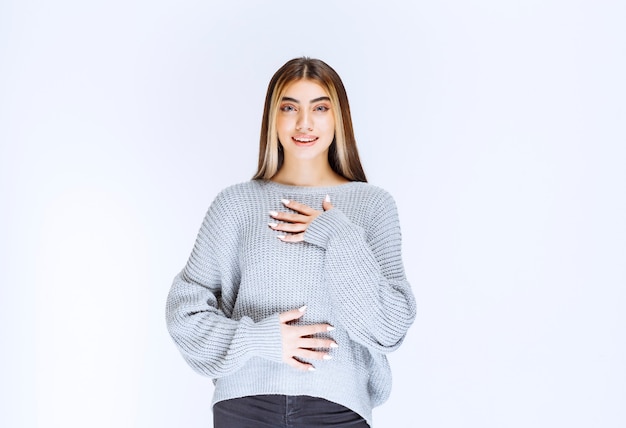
[253,57,367,182]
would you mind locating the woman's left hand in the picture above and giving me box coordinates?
[269,196,333,243]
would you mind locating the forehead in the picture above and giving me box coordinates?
[280,79,330,100]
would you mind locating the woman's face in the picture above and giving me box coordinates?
[276,79,335,164]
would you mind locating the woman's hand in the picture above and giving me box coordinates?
[269,196,333,243]
[279,306,338,371]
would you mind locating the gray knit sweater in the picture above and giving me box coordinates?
[166,179,416,426]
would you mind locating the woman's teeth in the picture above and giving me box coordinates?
[293,137,317,143]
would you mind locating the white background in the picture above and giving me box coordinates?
[1,0,625,427]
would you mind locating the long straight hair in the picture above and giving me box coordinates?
[252,57,367,182]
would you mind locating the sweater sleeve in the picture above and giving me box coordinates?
[165,191,284,378]
[303,191,416,353]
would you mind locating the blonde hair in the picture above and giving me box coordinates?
[253,57,367,182]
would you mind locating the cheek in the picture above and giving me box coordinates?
[277,115,295,130]
[276,117,285,130]
[324,119,336,137]
[276,119,289,138]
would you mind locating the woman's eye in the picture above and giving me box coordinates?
[280,105,296,112]
[314,105,330,112]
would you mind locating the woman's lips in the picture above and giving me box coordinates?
[292,135,318,146]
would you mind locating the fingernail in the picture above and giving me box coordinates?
[269,211,278,217]
[323,354,332,360]
[327,326,335,332]
[298,305,307,312]
[325,194,331,203]
[308,366,316,372]
[330,342,339,348]
[281,199,290,205]
[276,235,286,240]
[268,222,278,228]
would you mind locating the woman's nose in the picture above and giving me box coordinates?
[296,112,312,131]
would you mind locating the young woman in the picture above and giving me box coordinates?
[166,57,416,427]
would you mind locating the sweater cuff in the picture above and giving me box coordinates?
[304,208,365,249]
[247,314,283,363]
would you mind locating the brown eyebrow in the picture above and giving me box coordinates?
[281,96,331,104]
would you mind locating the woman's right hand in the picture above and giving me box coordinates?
[279,306,338,371]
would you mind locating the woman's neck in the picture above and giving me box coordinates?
[271,159,350,187]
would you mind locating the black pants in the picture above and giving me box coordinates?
[213,394,370,428]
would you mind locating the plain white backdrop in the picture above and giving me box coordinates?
[1,0,624,427]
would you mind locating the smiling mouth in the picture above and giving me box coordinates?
[292,136,318,145]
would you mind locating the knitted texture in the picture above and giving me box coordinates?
[166,180,416,427]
